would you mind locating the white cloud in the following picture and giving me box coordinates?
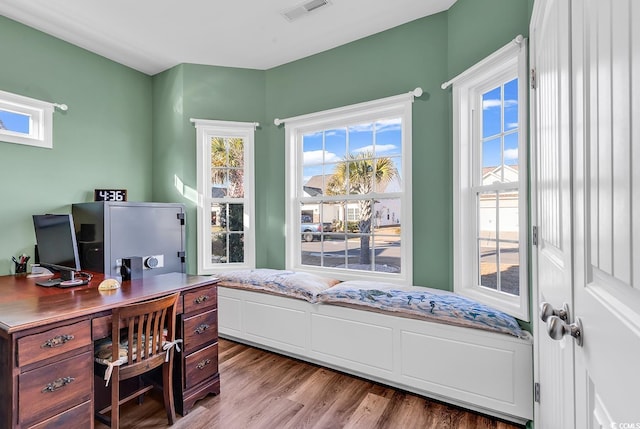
[303,150,340,165]
[375,118,402,132]
[352,144,397,154]
[483,99,501,109]
[348,124,373,133]
[483,99,518,110]
[506,122,519,129]
[504,148,518,160]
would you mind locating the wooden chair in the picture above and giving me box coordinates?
[94,292,181,428]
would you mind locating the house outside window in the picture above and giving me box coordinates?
[193,119,256,274]
[451,39,529,320]
[283,92,416,284]
[0,89,54,149]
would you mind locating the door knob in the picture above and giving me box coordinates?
[547,315,583,346]
[539,302,569,322]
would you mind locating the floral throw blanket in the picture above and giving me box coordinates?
[217,269,341,303]
[317,281,528,339]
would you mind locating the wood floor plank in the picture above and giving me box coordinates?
[307,377,374,428]
[96,339,526,429]
[342,393,390,429]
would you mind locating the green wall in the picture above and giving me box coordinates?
[0,0,532,291]
[0,16,152,275]
[265,13,451,288]
[152,64,266,274]
[447,0,531,78]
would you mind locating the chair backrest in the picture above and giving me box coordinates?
[111,292,180,368]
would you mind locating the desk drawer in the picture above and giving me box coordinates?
[183,285,217,315]
[182,309,217,354]
[27,400,92,429]
[18,320,91,367]
[184,342,219,390]
[19,351,92,427]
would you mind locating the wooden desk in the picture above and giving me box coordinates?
[0,272,220,429]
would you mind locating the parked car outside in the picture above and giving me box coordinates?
[301,215,323,242]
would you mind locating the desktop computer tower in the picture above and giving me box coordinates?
[71,201,186,279]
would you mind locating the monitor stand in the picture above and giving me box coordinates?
[60,269,78,281]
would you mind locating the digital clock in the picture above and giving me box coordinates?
[94,189,127,202]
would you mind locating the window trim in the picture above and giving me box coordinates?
[193,118,257,274]
[452,39,530,321]
[283,92,415,284]
[0,89,54,149]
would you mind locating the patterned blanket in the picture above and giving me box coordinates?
[217,271,528,339]
[317,281,528,339]
[217,269,340,303]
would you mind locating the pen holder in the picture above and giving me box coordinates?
[14,261,27,275]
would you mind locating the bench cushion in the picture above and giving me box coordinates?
[317,280,528,339]
[217,269,340,303]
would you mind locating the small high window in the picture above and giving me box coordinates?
[0,89,55,149]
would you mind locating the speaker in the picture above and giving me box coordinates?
[121,256,143,281]
[79,242,103,271]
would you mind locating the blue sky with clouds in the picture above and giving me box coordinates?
[0,110,30,133]
[482,77,519,169]
[302,118,403,184]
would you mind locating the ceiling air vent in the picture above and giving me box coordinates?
[282,0,332,22]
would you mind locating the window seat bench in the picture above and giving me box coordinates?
[216,269,533,424]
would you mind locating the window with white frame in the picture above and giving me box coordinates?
[0,89,55,149]
[283,92,415,284]
[193,119,256,274]
[451,38,529,320]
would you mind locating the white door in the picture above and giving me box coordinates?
[530,0,575,427]
[571,1,640,427]
[533,0,640,427]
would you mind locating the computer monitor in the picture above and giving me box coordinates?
[32,214,82,281]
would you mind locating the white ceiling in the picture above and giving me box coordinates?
[0,0,456,75]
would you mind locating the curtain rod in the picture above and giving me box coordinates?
[440,35,525,90]
[0,89,68,111]
[274,87,423,126]
[190,118,260,129]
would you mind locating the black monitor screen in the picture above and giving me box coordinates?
[33,214,81,272]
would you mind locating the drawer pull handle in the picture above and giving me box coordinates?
[196,359,211,370]
[42,376,75,393]
[194,324,210,334]
[194,295,209,304]
[41,334,75,348]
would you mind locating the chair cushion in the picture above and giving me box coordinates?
[94,336,129,362]
[95,330,166,362]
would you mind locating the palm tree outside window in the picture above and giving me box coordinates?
[193,119,256,275]
[284,93,415,284]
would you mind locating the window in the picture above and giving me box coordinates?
[193,119,256,274]
[283,92,416,284]
[0,89,54,148]
[451,38,529,320]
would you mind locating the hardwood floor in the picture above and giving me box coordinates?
[96,339,525,429]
